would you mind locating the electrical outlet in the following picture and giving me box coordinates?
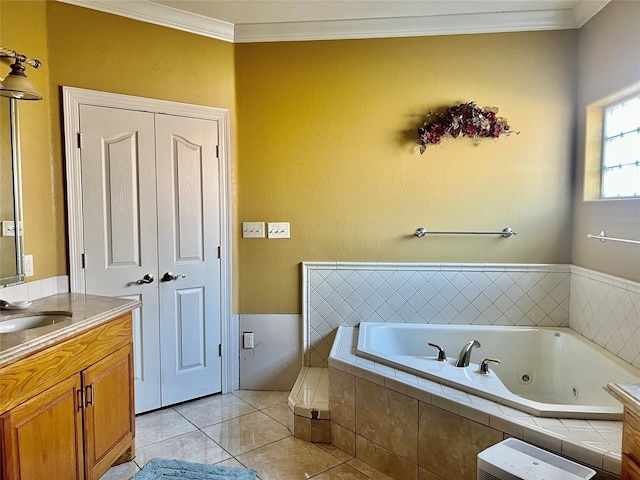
[243,332,254,349]
[267,222,290,239]
[242,222,265,238]
[24,254,34,277]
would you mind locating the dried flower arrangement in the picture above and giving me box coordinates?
[416,102,517,154]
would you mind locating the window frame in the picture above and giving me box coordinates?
[583,81,640,202]
[599,92,640,199]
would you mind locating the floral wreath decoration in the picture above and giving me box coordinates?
[416,102,518,154]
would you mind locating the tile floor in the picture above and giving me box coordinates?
[100,390,395,480]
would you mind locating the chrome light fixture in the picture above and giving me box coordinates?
[0,47,42,101]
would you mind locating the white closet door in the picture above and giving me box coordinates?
[80,106,222,412]
[79,105,161,413]
[155,114,222,404]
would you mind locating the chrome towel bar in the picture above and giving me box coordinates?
[415,227,517,238]
[586,231,640,245]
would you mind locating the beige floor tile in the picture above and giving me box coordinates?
[346,459,396,480]
[134,430,232,467]
[135,408,198,449]
[174,393,257,428]
[236,436,342,479]
[233,390,290,410]
[261,403,291,426]
[202,411,291,456]
[215,458,264,480]
[99,460,139,479]
[311,463,372,479]
[216,457,252,469]
[317,443,355,463]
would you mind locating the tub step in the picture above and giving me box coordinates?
[287,367,330,443]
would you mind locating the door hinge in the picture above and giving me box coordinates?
[218,344,222,357]
[217,246,221,259]
[81,253,86,269]
[216,145,219,158]
[77,132,83,149]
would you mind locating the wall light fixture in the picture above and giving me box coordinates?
[0,46,42,101]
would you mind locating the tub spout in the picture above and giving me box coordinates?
[455,340,480,367]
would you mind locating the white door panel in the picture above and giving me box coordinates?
[156,114,221,405]
[80,105,161,413]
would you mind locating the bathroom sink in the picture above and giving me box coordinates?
[0,312,72,333]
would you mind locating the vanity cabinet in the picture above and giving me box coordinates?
[621,407,640,479]
[0,313,135,480]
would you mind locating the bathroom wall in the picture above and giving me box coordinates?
[571,0,640,283]
[4,2,579,315]
[235,31,577,314]
[0,0,240,298]
[0,1,62,282]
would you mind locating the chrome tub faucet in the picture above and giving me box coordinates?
[456,340,480,367]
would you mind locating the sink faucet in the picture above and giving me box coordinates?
[455,340,480,367]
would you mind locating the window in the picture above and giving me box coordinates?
[600,94,640,198]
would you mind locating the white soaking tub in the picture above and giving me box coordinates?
[356,322,640,419]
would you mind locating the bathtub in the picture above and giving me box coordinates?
[356,322,640,419]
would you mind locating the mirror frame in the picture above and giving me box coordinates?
[0,98,25,287]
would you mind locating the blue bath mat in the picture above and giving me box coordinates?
[132,458,258,479]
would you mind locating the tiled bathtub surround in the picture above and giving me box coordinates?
[287,367,331,443]
[329,327,622,479]
[570,266,640,370]
[303,263,572,366]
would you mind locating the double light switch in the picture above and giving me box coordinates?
[242,222,290,239]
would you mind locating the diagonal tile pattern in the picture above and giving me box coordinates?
[570,266,640,369]
[304,263,572,367]
[100,391,393,480]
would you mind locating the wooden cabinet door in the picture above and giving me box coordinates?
[622,454,640,480]
[82,343,135,480]
[0,375,84,480]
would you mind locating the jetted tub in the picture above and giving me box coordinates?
[357,322,640,419]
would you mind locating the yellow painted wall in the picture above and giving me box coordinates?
[236,31,577,313]
[3,1,596,315]
[572,0,640,282]
[5,1,237,292]
[1,0,59,282]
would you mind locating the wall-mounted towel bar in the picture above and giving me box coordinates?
[586,231,640,245]
[415,227,517,238]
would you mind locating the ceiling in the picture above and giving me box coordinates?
[57,0,611,43]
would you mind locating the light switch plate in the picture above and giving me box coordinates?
[2,221,15,237]
[268,222,290,239]
[242,222,265,238]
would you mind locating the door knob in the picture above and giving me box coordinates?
[161,272,185,282]
[136,274,154,285]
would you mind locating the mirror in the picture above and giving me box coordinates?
[0,98,25,286]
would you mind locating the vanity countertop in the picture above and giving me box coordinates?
[605,382,640,417]
[0,293,140,366]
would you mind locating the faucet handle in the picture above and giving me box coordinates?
[427,342,447,361]
[477,358,501,374]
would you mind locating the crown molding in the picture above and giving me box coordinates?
[234,10,574,43]
[56,0,611,44]
[57,0,235,42]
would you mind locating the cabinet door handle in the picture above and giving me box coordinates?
[85,384,94,406]
[77,389,85,411]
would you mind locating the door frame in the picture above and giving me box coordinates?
[62,86,234,394]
